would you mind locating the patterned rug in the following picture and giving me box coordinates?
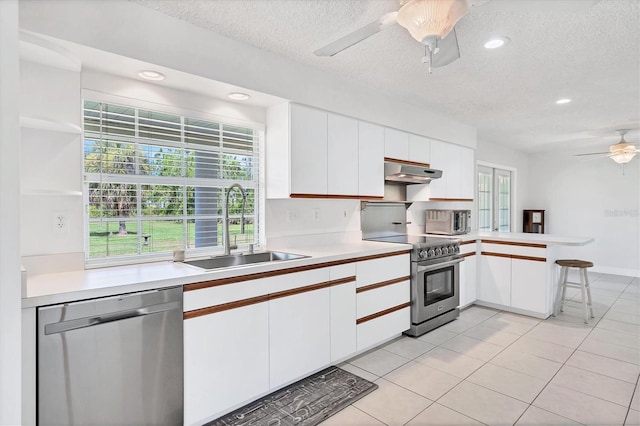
[206,366,378,426]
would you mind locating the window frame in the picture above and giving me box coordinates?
[476,161,516,233]
[82,90,266,268]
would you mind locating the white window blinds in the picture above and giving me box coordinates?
[83,100,260,264]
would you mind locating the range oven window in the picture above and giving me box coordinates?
[422,265,455,306]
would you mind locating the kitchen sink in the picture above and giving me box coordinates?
[183,251,308,270]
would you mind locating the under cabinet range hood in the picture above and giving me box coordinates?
[384,160,443,184]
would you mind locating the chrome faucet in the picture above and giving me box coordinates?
[223,183,247,255]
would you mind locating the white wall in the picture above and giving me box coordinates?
[0,1,23,423]
[19,0,476,149]
[265,198,362,247]
[527,153,640,276]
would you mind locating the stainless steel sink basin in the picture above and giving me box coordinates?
[183,251,307,270]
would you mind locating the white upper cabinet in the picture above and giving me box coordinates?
[266,103,386,198]
[408,134,430,164]
[428,140,448,199]
[384,128,409,161]
[358,121,384,197]
[327,113,359,196]
[458,146,475,199]
[290,104,328,195]
[428,140,474,200]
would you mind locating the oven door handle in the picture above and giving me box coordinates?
[416,257,463,273]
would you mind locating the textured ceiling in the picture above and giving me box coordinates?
[135,0,639,153]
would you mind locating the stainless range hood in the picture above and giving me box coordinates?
[384,161,443,184]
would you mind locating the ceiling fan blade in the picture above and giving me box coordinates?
[431,28,461,68]
[314,12,397,57]
[573,152,610,156]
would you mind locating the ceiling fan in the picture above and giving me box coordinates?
[575,130,640,164]
[313,0,599,72]
[314,0,475,72]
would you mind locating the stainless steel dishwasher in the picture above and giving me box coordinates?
[37,286,183,425]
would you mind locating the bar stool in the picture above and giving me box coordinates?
[554,259,594,323]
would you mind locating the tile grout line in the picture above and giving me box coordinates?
[336,274,638,425]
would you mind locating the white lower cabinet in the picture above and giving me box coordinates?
[477,241,551,316]
[510,258,547,313]
[459,254,477,307]
[479,255,511,305]
[184,302,270,425]
[183,252,410,424]
[357,307,410,351]
[269,287,331,389]
[329,264,357,362]
[355,253,411,352]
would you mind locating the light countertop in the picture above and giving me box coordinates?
[23,240,411,308]
[458,231,594,246]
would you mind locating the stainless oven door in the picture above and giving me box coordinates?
[411,256,463,324]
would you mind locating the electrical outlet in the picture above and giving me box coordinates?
[343,209,348,219]
[52,211,68,235]
[287,209,298,222]
[312,208,320,221]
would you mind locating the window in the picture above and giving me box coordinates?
[83,100,260,265]
[477,165,513,232]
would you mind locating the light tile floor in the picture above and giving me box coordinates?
[326,272,640,425]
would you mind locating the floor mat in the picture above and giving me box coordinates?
[206,366,378,426]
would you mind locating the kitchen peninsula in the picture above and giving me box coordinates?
[455,231,594,318]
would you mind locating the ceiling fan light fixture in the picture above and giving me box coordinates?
[611,152,636,164]
[397,0,470,44]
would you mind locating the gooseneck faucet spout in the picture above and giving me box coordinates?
[223,183,247,256]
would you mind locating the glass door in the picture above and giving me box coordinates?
[478,165,512,232]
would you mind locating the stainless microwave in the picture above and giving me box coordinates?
[425,209,471,235]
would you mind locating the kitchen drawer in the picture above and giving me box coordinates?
[356,280,409,319]
[459,240,477,255]
[356,307,410,352]
[356,254,409,288]
[480,242,546,259]
[183,267,330,312]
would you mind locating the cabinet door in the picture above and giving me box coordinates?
[459,255,477,307]
[330,264,356,362]
[408,134,430,164]
[331,281,356,362]
[479,255,511,305]
[290,104,327,195]
[358,121,384,197]
[184,303,269,425]
[511,259,548,314]
[270,288,331,389]
[428,140,448,198]
[384,128,409,160]
[445,143,462,198]
[328,113,358,195]
[459,146,475,199]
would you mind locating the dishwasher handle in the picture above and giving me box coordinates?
[44,300,181,335]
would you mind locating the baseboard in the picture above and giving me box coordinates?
[592,266,640,278]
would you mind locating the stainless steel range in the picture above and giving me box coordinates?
[365,235,463,336]
[361,202,464,337]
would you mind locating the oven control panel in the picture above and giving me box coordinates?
[418,243,460,260]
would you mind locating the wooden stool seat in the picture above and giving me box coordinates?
[556,259,593,268]
[553,259,594,324]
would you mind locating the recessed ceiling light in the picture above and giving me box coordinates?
[228,92,251,101]
[138,70,165,81]
[556,98,572,104]
[484,37,510,49]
